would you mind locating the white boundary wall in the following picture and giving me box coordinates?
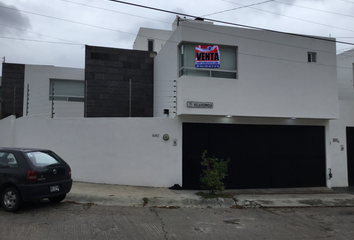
[0,115,182,187]
[1,113,353,188]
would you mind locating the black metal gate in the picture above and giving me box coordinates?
[182,123,326,189]
[346,127,354,186]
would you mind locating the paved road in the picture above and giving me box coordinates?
[1,201,354,240]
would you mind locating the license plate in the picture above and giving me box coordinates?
[50,185,60,192]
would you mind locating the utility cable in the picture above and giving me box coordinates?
[274,0,354,18]
[0,5,137,36]
[221,0,354,33]
[0,36,82,45]
[0,23,83,45]
[2,1,352,48]
[57,0,172,25]
[105,0,354,46]
[201,0,274,17]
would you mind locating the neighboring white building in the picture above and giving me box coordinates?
[337,49,354,101]
[331,48,354,187]
[24,65,84,118]
[1,64,84,118]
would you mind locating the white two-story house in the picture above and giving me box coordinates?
[135,17,343,189]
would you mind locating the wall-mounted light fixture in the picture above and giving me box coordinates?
[163,134,169,141]
[226,115,232,118]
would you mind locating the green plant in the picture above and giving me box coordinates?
[200,150,230,194]
[142,197,149,206]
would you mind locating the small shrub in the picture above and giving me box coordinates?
[142,197,149,206]
[200,150,230,194]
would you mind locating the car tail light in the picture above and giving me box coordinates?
[68,167,71,178]
[26,170,38,182]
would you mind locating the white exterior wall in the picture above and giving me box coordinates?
[0,116,182,187]
[327,100,354,187]
[337,49,354,100]
[0,115,16,147]
[24,65,84,118]
[328,48,354,187]
[1,113,350,188]
[133,28,172,53]
[154,39,178,117]
[154,20,339,119]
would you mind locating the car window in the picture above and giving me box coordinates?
[26,151,64,167]
[0,152,19,168]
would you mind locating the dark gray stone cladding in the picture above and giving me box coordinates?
[85,45,154,117]
[1,63,25,118]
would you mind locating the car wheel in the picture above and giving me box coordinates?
[48,194,66,203]
[1,187,22,212]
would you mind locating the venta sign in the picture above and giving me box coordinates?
[195,45,220,68]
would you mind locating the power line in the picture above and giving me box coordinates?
[62,0,354,46]
[105,0,354,46]
[201,0,274,17]
[0,4,173,47]
[0,5,136,36]
[0,23,83,45]
[274,0,354,18]
[57,0,171,25]
[0,36,82,45]
[1,1,352,48]
[221,0,354,33]
[1,1,352,66]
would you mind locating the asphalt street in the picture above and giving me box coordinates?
[1,201,354,240]
[2,182,354,239]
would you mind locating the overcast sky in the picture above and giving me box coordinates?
[0,0,353,75]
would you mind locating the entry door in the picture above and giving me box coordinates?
[346,127,354,186]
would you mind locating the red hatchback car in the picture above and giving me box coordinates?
[0,148,72,212]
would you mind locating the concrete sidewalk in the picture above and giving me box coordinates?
[65,182,354,208]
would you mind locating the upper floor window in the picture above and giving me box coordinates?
[148,39,154,51]
[49,79,84,102]
[179,43,237,79]
[308,52,317,63]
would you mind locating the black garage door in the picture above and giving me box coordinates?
[346,127,354,186]
[183,123,326,189]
